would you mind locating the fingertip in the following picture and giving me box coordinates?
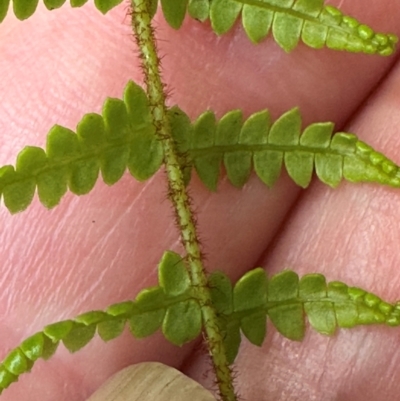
[86,362,216,401]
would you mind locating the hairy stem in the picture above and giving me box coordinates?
[130,1,237,400]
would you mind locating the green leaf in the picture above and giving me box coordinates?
[168,106,193,184]
[0,146,47,212]
[333,302,358,328]
[147,0,158,18]
[300,274,338,334]
[326,29,348,51]
[299,273,326,299]
[0,81,165,214]
[234,268,267,311]
[209,271,233,315]
[135,286,166,309]
[304,301,336,335]
[129,286,167,338]
[37,167,68,209]
[191,112,220,188]
[41,336,59,360]
[222,319,241,364]
[123,80,153,125]
[69,159,99,195]
[267,271,304,340]
[210,0,242,35]
[188,0,209,22]
[20,333,45,362]
[162,300,202,346]
[128,126,163,182]
[0,0,9,23]
[240,311,266,346]
[5,265,400,391]
[62,323,97,353]
[0,366,17,390]
[12,0,38,19]
[94,0,123,14]
[124,82,163,181]
[268,303,305,341]
[20,332,59,361]
[0,167,36,214]
[46,125,80,162]
[269,108,301,147]
[3,0,129,19]
[158,251,191,296]
[239,110,270,145]
[205,1,398,55]
[2,349,31,376]
[356,304,385,325]
[242,5,273,44]
[129,308,165,338]
[284,151,314,188]
[43,0,66,10]
[224,151,252,187]
[70,0,88,6]
[193,111,216,149]
[272,12,303,52]
[315,153,342,187]
[300,122,333,148]
[169,106,193,153]
[135,286,166,311]
[330,133,357,153]
[160,0,188,29]
[253,150,283,187]
[6,97,398,215]
[194,154,221,191]
[216,110,242,146]
[293,0,324,16]
[327,281,349,301]
[70,114,104,195]
[106,301,135,317]
[43,320,74,342]
[343,140,400,187]
[102,98,130,142]
[268,270,299,302]
[76,113,106,153]
[97,319,125,342]
[100,146,129,186]
[75,311,109,326]
[186,106,400,192]
[301,21,328,49]
[16,146,48,175]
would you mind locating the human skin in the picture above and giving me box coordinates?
[1,1,400,400]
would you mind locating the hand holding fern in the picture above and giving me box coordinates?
[1,1,400,400]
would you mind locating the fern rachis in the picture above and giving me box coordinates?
[1,1,400,400]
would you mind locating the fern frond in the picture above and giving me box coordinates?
[3,251,399,391]
[0,81,163,214]
[210,269,400,364]
[0,250,202,394]
[206,0,398,55]
[170,106,400,191]
[5,0,396,57]
[0,0,159,22]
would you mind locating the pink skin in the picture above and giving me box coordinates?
[1,1,400,400]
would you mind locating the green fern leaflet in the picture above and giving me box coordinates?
[170,106,400,191]
[1,0,397,57]
[211,267,400,363]
[1,250,399,393]
[2,88,400,214]
[0,251,201,394]
[0,81,163,214]
[208,0,398,54]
